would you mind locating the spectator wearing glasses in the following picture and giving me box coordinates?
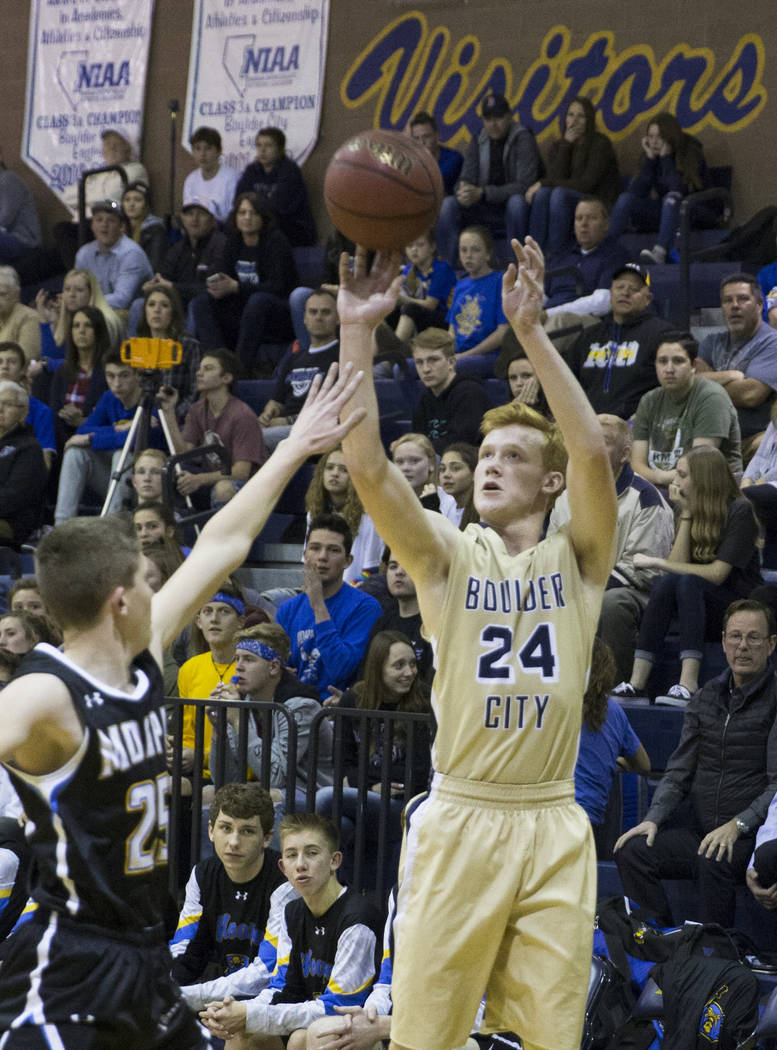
[615,599,777,928]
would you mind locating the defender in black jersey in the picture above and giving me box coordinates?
[200,814,381,1048]
[0,365,366,1050]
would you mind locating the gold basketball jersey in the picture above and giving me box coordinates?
[429,523,604,784]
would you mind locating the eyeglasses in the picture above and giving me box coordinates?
[724,632,772,647]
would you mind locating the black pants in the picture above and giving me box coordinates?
[754,837,777,887]
[616,822,755,927]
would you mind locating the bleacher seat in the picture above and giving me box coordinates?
[292,245,325,289]
[235,379,276,414]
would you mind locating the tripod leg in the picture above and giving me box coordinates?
[100,405,148,516]
[156,409,200,535]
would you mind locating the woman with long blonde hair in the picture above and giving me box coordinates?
[304,446,383,582]
[613,446,761,703]
[37,268,123,359]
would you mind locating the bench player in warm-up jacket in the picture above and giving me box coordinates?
[336,239,617,1050]
[0,364,366,1050]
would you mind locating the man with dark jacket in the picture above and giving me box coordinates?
[235,127,316,246]
[437,93,542,265]
[411,328,491,452]
[566,262,674,418]
[142,197,227,308]
[0,380,47,544]
[614,599,777,927]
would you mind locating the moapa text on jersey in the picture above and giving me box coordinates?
[464,571,565,614]
[97,710,166,778]
[484,693,549,731]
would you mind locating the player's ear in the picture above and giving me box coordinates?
[541,470,565,497]
[278,856,288,877]
[207,821,216,844]
[110,585,127,617]
[330,849,343,873]
[345,554,353,568]
[263,830,273,848]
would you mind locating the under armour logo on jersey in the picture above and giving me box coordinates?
[84,691,104,708]
[315,925,325,935]
[235,891,248,901]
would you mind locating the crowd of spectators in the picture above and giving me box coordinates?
[3,97,777,990]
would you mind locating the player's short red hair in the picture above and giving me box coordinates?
[480,401,567,475]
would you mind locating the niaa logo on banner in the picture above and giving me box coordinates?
[340,15,767,145]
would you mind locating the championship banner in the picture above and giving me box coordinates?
[22,0,155,210]
[183,0,329,171]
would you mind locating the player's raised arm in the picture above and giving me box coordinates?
[503,238,616,586]
[337,248,458,594]
[151,364,367,655]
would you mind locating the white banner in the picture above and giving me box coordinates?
[22,0,155,207]
[183,0,329,171]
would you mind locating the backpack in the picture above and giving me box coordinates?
[594,896,683,995]
[649,924,760,1050]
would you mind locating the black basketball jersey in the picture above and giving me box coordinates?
[171,851,286,983]
[2,643,170,935]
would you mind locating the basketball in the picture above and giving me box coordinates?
[324,129,445,251]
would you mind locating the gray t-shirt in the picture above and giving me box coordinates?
[699,321,777,437]
[633,376,743,479]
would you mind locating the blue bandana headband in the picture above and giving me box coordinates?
[209,591,245,616]
[235,638,281,662]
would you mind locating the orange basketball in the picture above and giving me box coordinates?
[324,129,444,251]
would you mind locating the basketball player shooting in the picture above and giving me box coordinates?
[0,365,365,1050]
[337,239,617,1050]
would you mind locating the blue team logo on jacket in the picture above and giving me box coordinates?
[699,993,725,1043]
[300,948,333,980]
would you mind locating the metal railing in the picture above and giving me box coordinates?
[166,696,433,903]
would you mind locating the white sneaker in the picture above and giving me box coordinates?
[639,245,667,265]
[611,681,637,698]
[655,684,692,707]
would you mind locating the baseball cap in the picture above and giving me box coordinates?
[481,93,512,118]
[612,262,651,287]
[182,196,216,216]
[90,198,126,221]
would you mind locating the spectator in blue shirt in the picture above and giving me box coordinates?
[0,341,55,471]
[408,111,463,196]
[574,637,650,856]
[73,199,153,310]
[53,350,159,522]
[276,513,383,700]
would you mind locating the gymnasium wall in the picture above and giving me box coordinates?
[2,1,773,240]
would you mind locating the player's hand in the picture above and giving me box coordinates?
[698,818,739,863]
[59,404,84,427]
[632,552,660,570]
[337,247,403,330]
[502,237,545,330]
[746,867,777,909]
[176,470,203,496]
[156,385,179,413]
[200,996,247,1037]
[64,433,90,450]
[310,1005,385,1050]
[512,374,541,406]
[282,361,368,455]
[613,820,658,853]
[524,180,542,204]
[324,685,344,707]
[207,274,238,299]
[642,136,658,159]
[303,556,327,610]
